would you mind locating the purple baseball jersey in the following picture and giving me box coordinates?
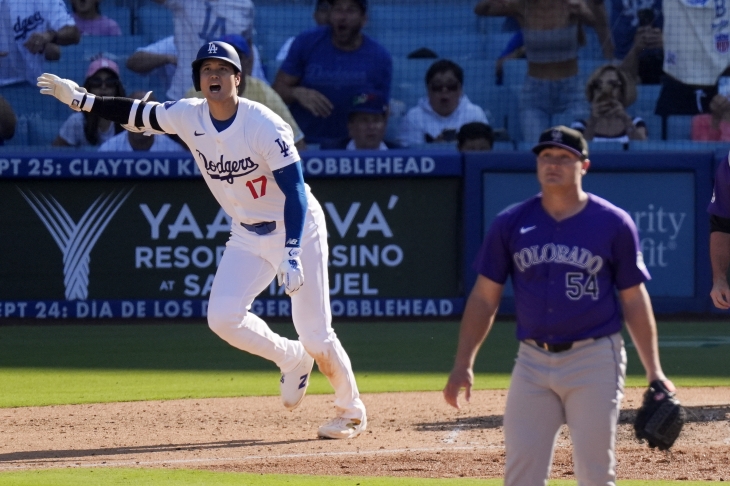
[476,193,650,343]
[708,155,730,219]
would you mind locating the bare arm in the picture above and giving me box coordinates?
[619,283,670,385]
[586,0,614,58]
[570,0,597,26]
[443,275,504,409]
[272,70,333,118]
[710,231,730,309]
[127,51,177,74]
[0,96,17,141]
[55,25,81,46]
[474,0,518,17]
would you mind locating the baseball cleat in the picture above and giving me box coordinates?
[317,415,367,439]
[280,353,315,410]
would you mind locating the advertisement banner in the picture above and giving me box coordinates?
[0,175,462,319]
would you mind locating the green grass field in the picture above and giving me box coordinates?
[0,319,729,484]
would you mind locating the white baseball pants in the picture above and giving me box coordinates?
[503,333,626,486]
[206,198,366,420]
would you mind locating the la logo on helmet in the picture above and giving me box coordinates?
[208,43,218,54]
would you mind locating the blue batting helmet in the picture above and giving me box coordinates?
[191,41,242,92]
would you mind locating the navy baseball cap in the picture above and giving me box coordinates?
[350,92,387,114]
[215,34,251,58]
[532,126,589,159]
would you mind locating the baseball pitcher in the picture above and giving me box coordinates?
[444,126,677,484]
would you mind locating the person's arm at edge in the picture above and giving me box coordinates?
[619,283,673,388]
[443,275,504,409]
[710,215,730,309]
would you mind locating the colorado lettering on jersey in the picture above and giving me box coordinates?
[513,243,604,275]
[14,11,44,41]
[195,150,259,184]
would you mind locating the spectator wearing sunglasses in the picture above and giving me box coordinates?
[53,57,126,147]
[397,59,488,147]
[571,64,646,143]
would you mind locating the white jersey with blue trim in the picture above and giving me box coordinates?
[154,96,308,225]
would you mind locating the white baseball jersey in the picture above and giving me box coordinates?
[663,0,730,86]
[163,0,255,100]
[0,0,75,86]
[154,96,307,224]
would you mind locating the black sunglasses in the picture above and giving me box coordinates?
[87,77,120,89]
[429,83,459,93]
[592,79,622,89]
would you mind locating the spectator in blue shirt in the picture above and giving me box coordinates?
[272,0,392,146]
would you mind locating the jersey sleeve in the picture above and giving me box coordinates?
[708,153,730,219]
[251,109,300,171]
[46,0,76,30]
[611,212,651,290]
[148,100,194,135]
[474,216,513,285]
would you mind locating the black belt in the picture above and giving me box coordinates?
[533,340,574,353]
[528,338,596,353]
[241,221,276,235]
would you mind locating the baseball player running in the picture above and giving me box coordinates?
[37,41,366,439]
[443,126,675,485]
[708,152,730,309]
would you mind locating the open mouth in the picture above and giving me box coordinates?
[209,84,221,93]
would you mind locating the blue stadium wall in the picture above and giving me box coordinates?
[0,148,725,320]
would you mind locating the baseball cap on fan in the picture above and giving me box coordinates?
[85,57,120,80]
[350,92,387,115]
[532,125,589,160]
[215,34,251,59]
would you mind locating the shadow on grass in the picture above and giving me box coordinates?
[414,404,730,433]
[0,437,315,463]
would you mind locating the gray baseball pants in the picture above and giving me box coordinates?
[503,333,627,486]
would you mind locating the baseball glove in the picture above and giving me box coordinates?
[633,380,685,451]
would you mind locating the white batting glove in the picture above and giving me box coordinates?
[277,247,304,295]
[37,73,92,112]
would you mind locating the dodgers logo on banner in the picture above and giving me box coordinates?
[716,33,730,53]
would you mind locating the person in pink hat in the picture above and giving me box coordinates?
[53,57,126,147]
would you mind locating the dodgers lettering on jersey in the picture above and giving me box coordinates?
[476,194,649,343]
[153,96,309,224]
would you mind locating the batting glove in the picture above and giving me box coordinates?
[37,73,94,112]
[277,247,304,295]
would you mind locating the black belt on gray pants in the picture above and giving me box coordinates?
[527,338,596,353]
[241,221,276,235]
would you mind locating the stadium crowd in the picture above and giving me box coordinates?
[1,0,729,150]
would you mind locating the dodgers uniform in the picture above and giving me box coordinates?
[476,193,650,486]
[149,96,366,421]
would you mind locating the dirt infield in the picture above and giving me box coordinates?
[1,387,730,481]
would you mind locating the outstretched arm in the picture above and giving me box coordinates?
[443,275,503,409]
[37,73,169,134]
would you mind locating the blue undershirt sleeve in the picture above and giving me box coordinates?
[272,161,307,248]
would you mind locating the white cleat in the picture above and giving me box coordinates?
[280,353,315,410]
[317,415,367,439]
